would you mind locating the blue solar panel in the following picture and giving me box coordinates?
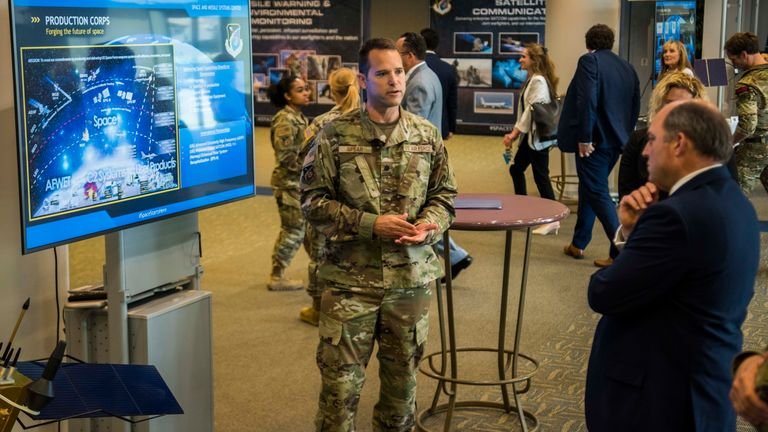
[16,362,183,420]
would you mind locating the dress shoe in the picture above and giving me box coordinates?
[593,257,613,268]
[299,306,319,326]
[532,221,560,236]
[563,244,584,259]
[441,255,473,283]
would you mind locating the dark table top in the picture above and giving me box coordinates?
[452,193,570,231]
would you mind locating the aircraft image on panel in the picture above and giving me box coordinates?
[141,151,157,160]
[479,97,511,109]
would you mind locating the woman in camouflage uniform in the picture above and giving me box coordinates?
[299,67,361,325]
[267,76,311,291]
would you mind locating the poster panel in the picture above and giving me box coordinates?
[251,0,369,124]
[654,1,696,77]
[430,0,546,135]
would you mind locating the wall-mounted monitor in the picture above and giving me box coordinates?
[9,0,254,253]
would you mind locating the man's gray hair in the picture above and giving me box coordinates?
[662,101,732,162]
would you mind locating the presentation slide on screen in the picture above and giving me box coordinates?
[11,0,254,252]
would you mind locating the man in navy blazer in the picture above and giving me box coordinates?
[420,28,458,140]
[558,24,640,267]
[586,100,759,431]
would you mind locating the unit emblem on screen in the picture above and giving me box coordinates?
[225,24,243,58]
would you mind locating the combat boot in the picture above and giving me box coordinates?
[299,297,321,326]
[267,267,303,291]
[299,306,319,326]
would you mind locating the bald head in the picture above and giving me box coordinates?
[644,100,731,191]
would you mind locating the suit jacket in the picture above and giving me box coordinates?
[586,166,759,432]
[425,52,458,139]
[557,49,640,153]
[403,62,443,131]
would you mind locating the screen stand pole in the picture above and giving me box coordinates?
[104,230,131,432]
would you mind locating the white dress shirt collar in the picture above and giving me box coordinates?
[669,164,722,195]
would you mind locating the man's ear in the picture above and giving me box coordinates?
[357,72,367,90]
[673,132,688,156]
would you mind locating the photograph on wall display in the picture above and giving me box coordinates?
[306,80,317,104]
[252,73,267,89]
[256,87,269,102]
[279,49,315,78]
[306,55,342,80]
[316,80,333,104]
[499,33,540,54]
[444,58,492,87]
[492,57,527,89]
[268,67,289,85]
[253,53,278,74]
[342,62,359,72]
[473,92,514,114]
[453,32,493,54]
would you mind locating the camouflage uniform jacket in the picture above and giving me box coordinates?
[270,105,308,190]
[300,108,457,289]
[735,63,768,142]
[299,106,345,164]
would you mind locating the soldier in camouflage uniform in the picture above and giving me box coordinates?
[725,32,768,194]
[267,75,311,291]
[300,38,457,431]
[299,67,361,326]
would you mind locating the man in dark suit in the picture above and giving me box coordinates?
[420,28,458,140]
[558,24,640,268]
[586,100,760,431]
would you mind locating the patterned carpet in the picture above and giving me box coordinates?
[418,242,768,432]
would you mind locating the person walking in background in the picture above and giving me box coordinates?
[420,28,458,141]
[298,67,361,326]
[267,76,311,291]
[557,24,640,268]
[502,43,560,235]
[301,37,456,431]
[397,31,472,280]
[659,40,694,79]
[724,32,768,195]
[618,72,706,199]
[586,100,759,432]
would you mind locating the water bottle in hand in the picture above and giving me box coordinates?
[503,147,512,165]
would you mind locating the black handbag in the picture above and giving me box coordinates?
[529,79,561,144]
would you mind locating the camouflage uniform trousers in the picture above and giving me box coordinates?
[315,284,432,432]
[734,139,768,195]
[271,187,306,272]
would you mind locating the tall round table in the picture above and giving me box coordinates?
[417,193,570,432]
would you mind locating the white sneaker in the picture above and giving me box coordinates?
[532,221,560,236]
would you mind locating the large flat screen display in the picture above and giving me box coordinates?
[9,0,254,253]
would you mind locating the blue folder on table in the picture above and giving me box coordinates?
[454,198,502,209]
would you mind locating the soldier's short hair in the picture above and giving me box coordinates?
[399,32,427,61]
[724,32,760,55]
[662,101,732,162]
[585,24,614,51]
[359,38,397,77]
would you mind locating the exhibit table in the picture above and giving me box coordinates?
[417,193,570,432]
